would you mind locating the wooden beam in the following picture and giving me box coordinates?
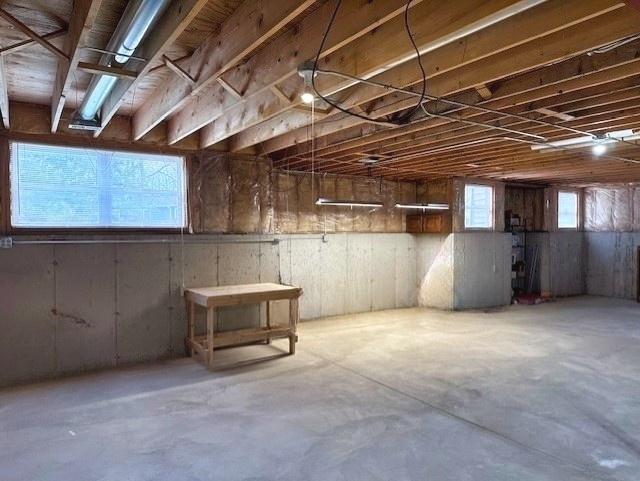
[0,55,9,128]
[198,0,548,148]
[276,39,640,164]
[132,0,318,141]
[216,77,242,100]
[163,0,421,144]
[267,2,635,157]
[8,101,201,152]
[270,85,293,105]
[51,0,102,133]
[0,9,68,60]
[76,61,137,79]
[163,55,195,84]
[0,28,67,55]
[94,0,209,137]
[234,0,628,153]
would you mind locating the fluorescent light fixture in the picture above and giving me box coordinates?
[535,107,576,122]
[315,198,382,208]
[531,129,639,151]
[395,203,449,210]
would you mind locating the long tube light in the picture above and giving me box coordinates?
[73,0,171,126]
[530,130,637,151]
[395,203,449,210]
[315,198,383,208]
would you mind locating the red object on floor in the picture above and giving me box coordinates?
[513,293,547,305]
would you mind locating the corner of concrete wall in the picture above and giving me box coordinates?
[415,234,454,310]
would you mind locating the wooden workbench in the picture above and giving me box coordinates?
[184,283,302,368]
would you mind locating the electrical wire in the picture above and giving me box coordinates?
[310,0,425,126]
[397,0,426,123]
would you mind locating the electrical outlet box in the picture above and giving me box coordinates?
[1,237,13,249]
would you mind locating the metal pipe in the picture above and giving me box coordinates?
[77,0,171,121]
[316,68,640,154]
[5,235,333,246]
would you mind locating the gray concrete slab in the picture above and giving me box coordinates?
[116,244,172,363]
[416,234,453,309]
[217,242,262,330]
[371,235,397,311]
[2,296,638,481]
[0,245,56,385]
[319,234,348,317]
[453,232,511,309]
[586,233,640,300]
[346,234,373,314]
[55,244,116,373]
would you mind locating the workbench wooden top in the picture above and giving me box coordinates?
[184,282,302,307]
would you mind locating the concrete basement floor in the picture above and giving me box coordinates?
[1,296,640,481]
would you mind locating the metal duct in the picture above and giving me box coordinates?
[74,0,171,124]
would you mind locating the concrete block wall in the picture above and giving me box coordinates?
[0,233,417,386]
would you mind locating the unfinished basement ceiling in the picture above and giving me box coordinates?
[0,0,639,184]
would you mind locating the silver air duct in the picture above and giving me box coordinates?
[71,0,171,129]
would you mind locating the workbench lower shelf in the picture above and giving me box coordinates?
[189,325,295,349]
[184,283,302,369]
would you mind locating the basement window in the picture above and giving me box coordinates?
[9,142,187,229]
[558,191,578,229]
[464,184,494,229]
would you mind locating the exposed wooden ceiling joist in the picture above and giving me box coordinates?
[93,0,210,137]
[265,1,632,158]
[273,17,640,165]
[198,0,546,149]
[132,0,318,141]
[51,0,103,133]
[160,0,420,146]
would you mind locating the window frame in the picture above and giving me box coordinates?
[557,190,579,230]
[5,138,190,235]
[464,183,495,231]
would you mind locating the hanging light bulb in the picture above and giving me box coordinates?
[301,89,315,104]
[298,60,317,104]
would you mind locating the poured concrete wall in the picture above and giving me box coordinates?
[416,234,453,309]
[520,232,585,297]
[0,233,417,386]
[585,232,639,299]
[582,186,639,300]
[416,232,511,310]
[548,232,585,297]
[452,233,511,309]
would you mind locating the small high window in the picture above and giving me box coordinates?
[558,191,578,229]
[10,142,187,229]
[464,184,494,229]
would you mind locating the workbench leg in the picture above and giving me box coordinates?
[288,297,299,355]
[186,301,195,356]
[265,301,271,344]
[206,307,215,369]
